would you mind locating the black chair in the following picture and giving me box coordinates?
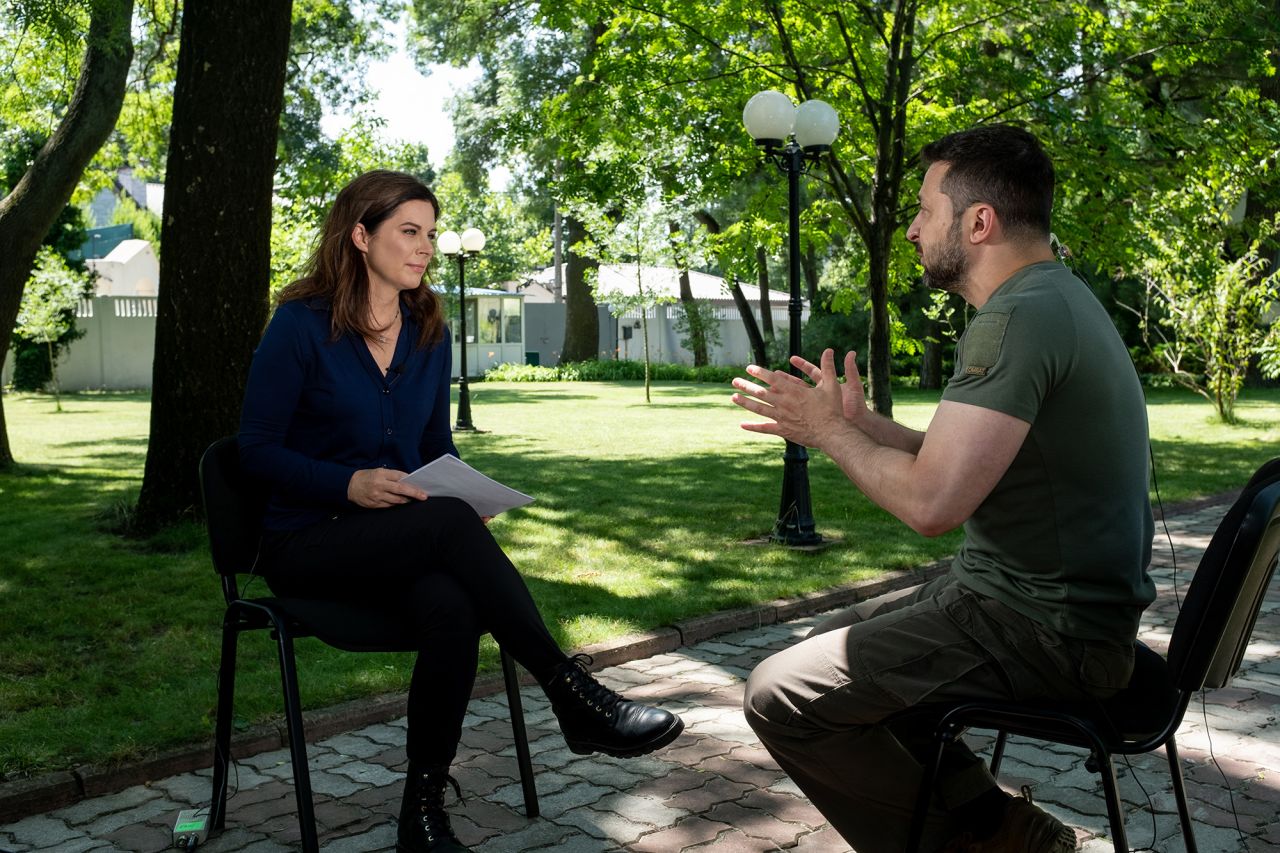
[905,459,1280,853]
[199,436,539,852]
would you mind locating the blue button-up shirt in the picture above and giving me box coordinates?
[239,297,458,530]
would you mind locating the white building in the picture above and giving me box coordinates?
[447,287,528,377]
[85,240,159,296]
[506,263,804,366]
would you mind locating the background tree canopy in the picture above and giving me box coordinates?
[414,0,1280,413]
[1,0,1277,524]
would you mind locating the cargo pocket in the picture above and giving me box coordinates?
[1078,641,1134,695]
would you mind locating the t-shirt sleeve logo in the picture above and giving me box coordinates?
[958,311,1011,378]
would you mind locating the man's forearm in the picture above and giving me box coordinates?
[851,408,926,455]
[819,420,931,531]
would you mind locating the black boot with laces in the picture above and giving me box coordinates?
[397,763,469,852]
[544,653,684,758]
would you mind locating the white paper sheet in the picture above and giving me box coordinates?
[399,455,534,517]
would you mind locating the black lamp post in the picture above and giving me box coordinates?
[743,90,840,546]
[438,227,486,431]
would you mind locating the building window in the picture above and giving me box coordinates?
[503,297,522,344]
[479,297,500,344]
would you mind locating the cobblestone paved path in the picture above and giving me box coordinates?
[2,503,1277,852]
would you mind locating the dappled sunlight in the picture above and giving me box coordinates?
[4,383,1280,783]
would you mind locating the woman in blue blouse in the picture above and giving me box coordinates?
[239,171,683,853]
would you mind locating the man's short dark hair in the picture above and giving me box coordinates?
[919,125,1054,240]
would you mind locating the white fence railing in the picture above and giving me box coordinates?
[4,296,776,391]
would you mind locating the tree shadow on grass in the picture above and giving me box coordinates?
[623,400,734,411]
[55,436,149,448]
[462,387,598,404]
[1148,440,1274,501]
[457,442,955,630]
[459,434,1279,632]
[4,435,151,475]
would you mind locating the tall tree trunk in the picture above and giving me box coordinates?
[561,214,599,361]
[863,0,917,416]
[865,239,894,413]
[0,0,134,467]
[729,279,768,366]
[756,245,775,344]
[552,205,564,302]
[668,220,708,365]
[920,316,943,390]
[801,244,820,308]
[133,0,292,530]
[693,209,768,365]
[783,0,915,416]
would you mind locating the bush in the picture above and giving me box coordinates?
[484,359,748,384]
[480,363,563,382]
[11,247,89,393]
[10,342,54,391]
[1140,372,1181,389]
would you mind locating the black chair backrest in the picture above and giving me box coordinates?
[199,437,267,593]
[1167,460,1280,692]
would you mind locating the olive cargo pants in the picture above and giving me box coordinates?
[743,574,1134,852]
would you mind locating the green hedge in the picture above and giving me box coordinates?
[484,359,749,384]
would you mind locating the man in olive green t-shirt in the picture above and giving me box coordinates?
[731,126,1155,853]
[946,259,1155,644]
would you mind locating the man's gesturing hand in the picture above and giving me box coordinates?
[731,348,848,449]
[837,351,869,423]
[348,468,428,508]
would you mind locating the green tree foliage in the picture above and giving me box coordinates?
[13,246,89,409]
[579,198,678,401]
[419,0,1279,420]
[0,0,133,465]
[90,0,401,194]
[409,0,608,360]
[433,167,552,291]
[276,0,401,204]
[108,193,159,245]
[673,298,723,363]
[1132,208,1280,423]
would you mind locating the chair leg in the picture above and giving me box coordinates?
[209,619,240,833]
[1093,751,1129,853]
[989,730,1009,777]
[501,649,540,818]
[273,626,320,853]
[905,723,956,853]
[1164,737,1198,853]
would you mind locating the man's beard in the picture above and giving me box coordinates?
[922,218,968,294]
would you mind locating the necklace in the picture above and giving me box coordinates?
[373,306,401,345]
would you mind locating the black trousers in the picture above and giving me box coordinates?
[258,497,566,766]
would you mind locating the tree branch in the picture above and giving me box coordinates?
[832,8,881,133]
[917,1,1034,57]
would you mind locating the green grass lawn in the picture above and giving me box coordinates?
[1,382,1277,778]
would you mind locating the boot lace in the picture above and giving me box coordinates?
[416,771,463,844]
[561,653,622,719]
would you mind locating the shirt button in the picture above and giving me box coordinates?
[385,428,393,435]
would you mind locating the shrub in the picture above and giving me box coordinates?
[481,363,564,382]
[483,359,748,384]
[12,247,89,397]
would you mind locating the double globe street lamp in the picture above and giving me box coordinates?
[437,227,486,431]
[742,90,840,546]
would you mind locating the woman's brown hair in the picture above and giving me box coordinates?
[278,170,445,348]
